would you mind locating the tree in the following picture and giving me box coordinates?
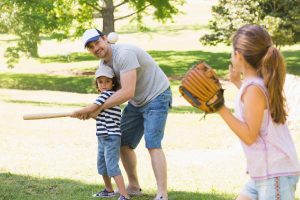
[200,0,300,48]
[81,0,186,35]
[0,0,94,68]
[1,0,186,68]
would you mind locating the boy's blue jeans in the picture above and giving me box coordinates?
[97,135,121,178]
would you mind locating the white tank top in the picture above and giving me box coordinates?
[241,103,268,134]
[235,77,300,180]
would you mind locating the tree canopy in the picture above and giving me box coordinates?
[200,0,300,48]
[0,0,94,68]
[1,0,186,68]
[81,0,186,35]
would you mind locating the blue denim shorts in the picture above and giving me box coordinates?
[120,88,172,149]
[241,175,299,200]
[97,135,122,178]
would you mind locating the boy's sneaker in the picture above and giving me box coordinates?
[93,188,115,197]
[118,195,131,200]
[154,196,168,200]
[114,185,142,196]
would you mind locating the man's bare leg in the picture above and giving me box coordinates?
[120,146,141,190]
[148,148,168,199]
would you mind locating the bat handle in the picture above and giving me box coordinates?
[23,112,73,120]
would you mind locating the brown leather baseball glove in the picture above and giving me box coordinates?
[179,61,224,114]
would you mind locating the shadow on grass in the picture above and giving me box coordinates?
[37,52,100,64]
[32,49,300,78]
[148,50,231,77]
[153,49,300,77]
[0,172,104,200]
[0,72,96,94]
[281,50,300,76]
[0,172,236,200]
[35,50,232,78]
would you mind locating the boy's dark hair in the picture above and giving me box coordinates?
[93,76,120,93]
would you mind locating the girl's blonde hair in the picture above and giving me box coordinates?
[232,25,287,124]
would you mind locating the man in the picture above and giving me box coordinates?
[81,28,172,200]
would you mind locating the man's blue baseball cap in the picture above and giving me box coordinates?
[82,29,104,49]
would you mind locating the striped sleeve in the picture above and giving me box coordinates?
[93,91,113,106]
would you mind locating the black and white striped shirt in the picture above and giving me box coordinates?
[93,90,121,137]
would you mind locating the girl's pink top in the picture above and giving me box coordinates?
[234,77,300,180]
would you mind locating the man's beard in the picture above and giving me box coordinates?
[95,48,108,58]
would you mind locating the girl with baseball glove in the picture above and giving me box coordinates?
[217,25,300,199]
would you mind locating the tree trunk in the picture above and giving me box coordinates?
[102,0,115,35]
[27,28,39,58]
[31,30,39,58]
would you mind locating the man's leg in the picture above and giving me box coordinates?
[120,146,140,190]
[141,88,172,200]
[119,103,144,194]
[148,148,168,199]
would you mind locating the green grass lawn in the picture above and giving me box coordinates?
[1,87,300,199]
[0,87,240,200]
[1,47,299,78]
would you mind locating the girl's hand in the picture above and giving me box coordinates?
[229,59,242,89]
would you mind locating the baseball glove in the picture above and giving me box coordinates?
[179,61,224,115]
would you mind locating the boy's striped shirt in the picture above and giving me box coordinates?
[93,90,121,137]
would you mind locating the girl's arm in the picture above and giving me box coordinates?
[218,84,267,146]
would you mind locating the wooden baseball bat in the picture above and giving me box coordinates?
[23,112,73,120]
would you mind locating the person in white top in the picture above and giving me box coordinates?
[215,25,300,199]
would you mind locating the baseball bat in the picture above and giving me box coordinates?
[23,112,73,120]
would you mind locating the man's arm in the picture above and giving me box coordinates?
[70,104,100,118]
[90,69,136,117]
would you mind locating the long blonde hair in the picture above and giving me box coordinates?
[232,25,287,124]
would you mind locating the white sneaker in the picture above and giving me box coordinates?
[114,185,142,196]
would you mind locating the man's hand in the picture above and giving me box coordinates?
[90,106,102,119]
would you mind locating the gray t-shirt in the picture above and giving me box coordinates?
[99,44,170,107]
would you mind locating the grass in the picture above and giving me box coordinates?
[0,173,236,200]
[1,88,300,199]
[2,48,299,78]
[0,73,237,115]
[0,72,96,94]
[0,89,240,200]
